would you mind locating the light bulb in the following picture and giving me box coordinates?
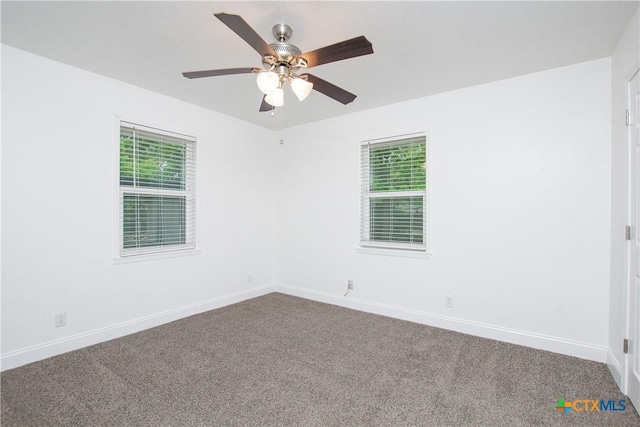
[256,71,279,95]
[265,87,284,107]
[290,77,313,101]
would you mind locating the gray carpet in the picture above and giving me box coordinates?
[2,293,639,426]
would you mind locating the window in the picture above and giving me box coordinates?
[119,122,196,256]
[360,133,427,252]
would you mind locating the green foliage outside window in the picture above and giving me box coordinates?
[370,196,424,244]
[122,194,186,248]
[367,138,426,245]
[369,141,426,192]
[120,131,189,250]
[120,135,186,190]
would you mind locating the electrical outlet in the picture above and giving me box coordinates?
[347,280,353,290]
[445,296,454,308]
[54,312,67,327]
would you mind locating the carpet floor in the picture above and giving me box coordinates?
[1,293,639,426]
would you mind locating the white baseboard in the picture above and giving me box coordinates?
[607,348,624,391]
[1,284,275,371]
[3,282,609,371]
[273,283,609,363]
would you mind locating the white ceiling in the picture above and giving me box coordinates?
[2,1,638,130]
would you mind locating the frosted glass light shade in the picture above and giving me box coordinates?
[291,77,313,101]
[265,87,284,107]
[256,71,279,95]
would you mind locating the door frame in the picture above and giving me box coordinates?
[624,63,640,400]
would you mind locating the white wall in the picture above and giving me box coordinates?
[1,44,616,369]
[608,10,640,387]
[1,45,277,369]
[275,58,612,361]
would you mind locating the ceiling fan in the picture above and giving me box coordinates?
[182,13,374,112]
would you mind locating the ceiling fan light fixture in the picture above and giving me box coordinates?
[265,87,284,107]
[256,71,279,95]
[290,77,313,101]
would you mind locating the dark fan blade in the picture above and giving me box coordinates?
[301,36,373,68]
[259,96,272,112]
[215,13,276,57]
[302,74,357,105]
[182,67,258,79]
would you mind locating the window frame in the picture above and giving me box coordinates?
[114,118,198,261]
[358,131,431,258]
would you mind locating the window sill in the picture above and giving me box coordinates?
[113,248,201,264]
[355,246,432,259]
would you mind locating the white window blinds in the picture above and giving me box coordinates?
[119,122,196,256]
[360,133,426,251]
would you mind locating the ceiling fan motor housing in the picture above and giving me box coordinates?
[268,42,301,64]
